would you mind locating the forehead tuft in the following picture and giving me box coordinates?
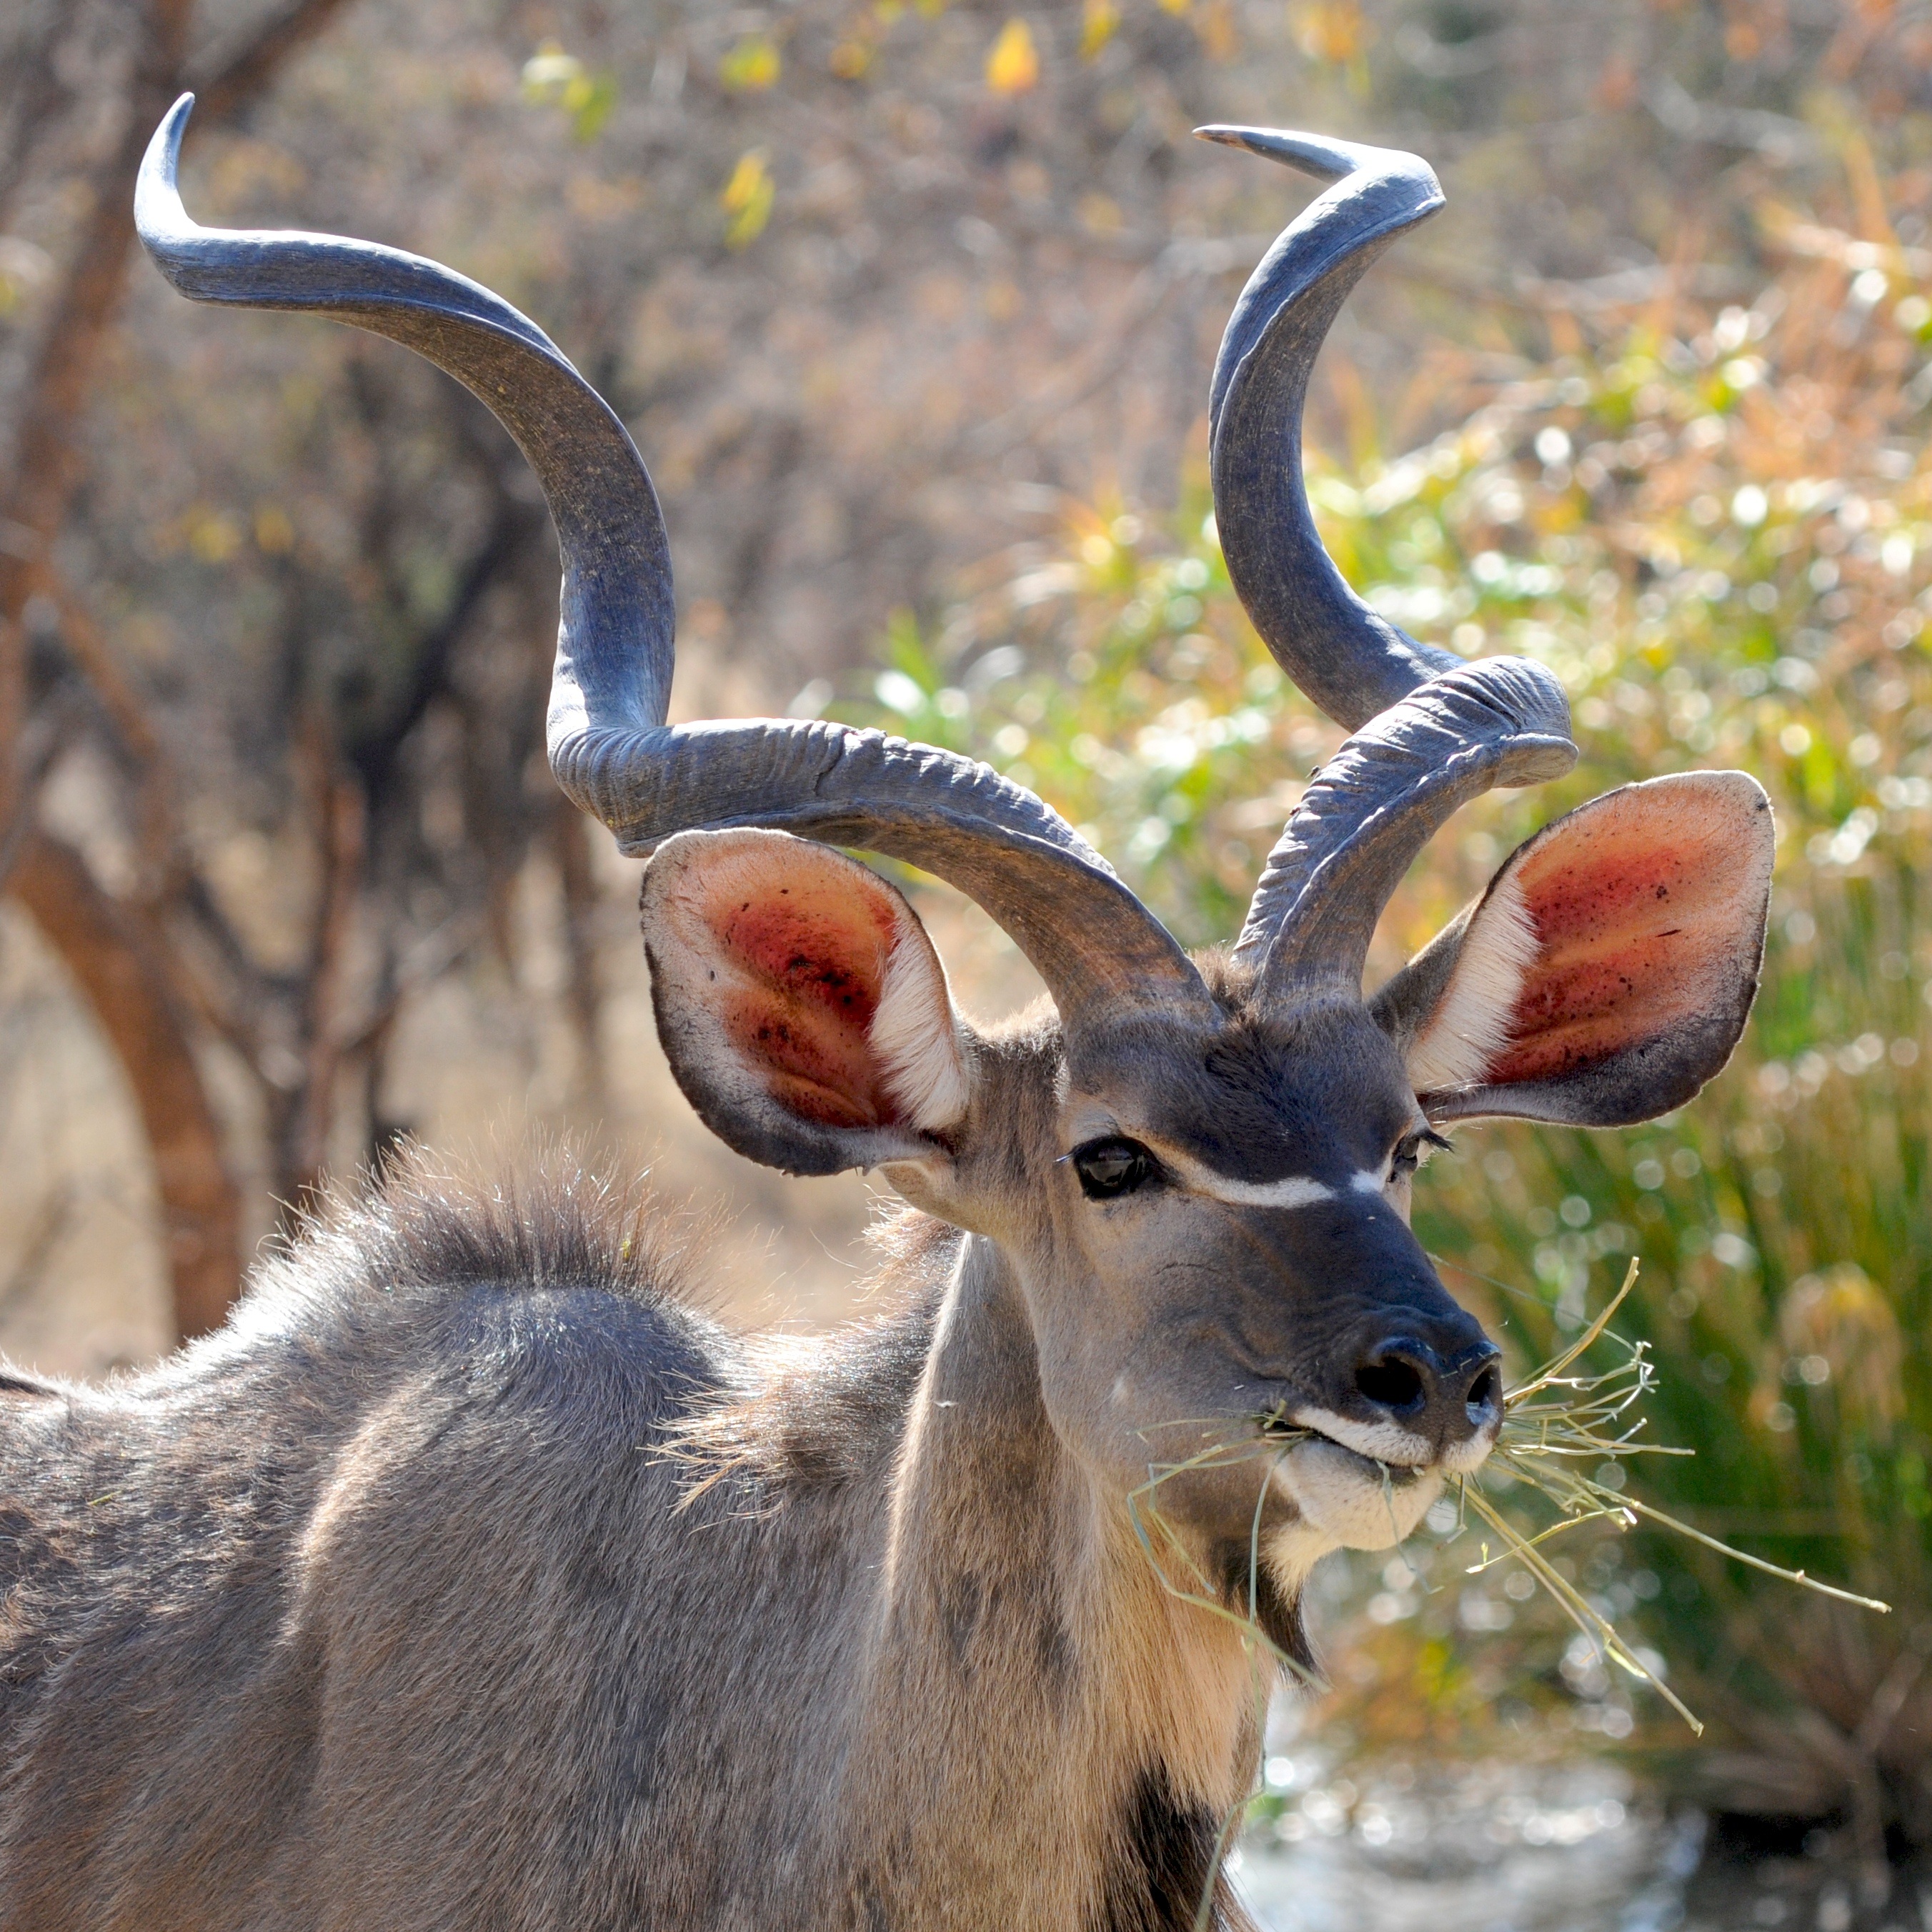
[1192,945,1260,1016]
[1065,983,1416,1179]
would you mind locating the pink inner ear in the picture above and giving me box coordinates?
[1486,790,1762,1087]
[704,874,905,1130]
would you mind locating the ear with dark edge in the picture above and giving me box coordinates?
[1369,772,1774,1127]
[642,829,972,1175]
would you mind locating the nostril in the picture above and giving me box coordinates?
[1466,1362,1502,1424]
[1355,1355,1426,1412]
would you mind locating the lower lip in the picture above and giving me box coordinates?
[1271,1436,1446,1550]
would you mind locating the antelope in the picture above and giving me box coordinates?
[0,101,1773,1931]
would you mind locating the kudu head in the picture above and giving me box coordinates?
[138,102,1773,1573]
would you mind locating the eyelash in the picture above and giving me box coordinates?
[1391,1129,1452,1179]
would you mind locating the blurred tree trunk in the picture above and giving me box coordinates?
[278,746,366,1218]
[552,794,604,1097]
[9,832,241,1340]
[0,0,194,771]
[0,2,72,232]
[0,0,360,1339]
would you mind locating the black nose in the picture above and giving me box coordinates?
[1354,1333,1502,1445]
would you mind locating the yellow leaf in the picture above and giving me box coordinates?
[1080,0,1119,58]
[1290,0,1368,62]
[985,19,1040,94]
[718,35,782,91]
[520,41,583,96]
[186,508,242,565]
[721,151,775,248]
[520,41,618,139]
[564,72,617,141]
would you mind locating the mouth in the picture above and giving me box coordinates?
[1260,1397,1499,1474]
[1265,1432,1445,1550]
[1255,1403,1493,1552]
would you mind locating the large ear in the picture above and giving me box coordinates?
[1370,772,1774,1127]
[641,829,972,1175]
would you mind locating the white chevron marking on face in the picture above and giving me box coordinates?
[1197,1174,1335,1210]
[1351,1170,1388,1196]
[1159,1148,1334,1210]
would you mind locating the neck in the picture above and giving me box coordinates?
[823,1232,1268,1931]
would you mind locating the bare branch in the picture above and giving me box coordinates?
[1,0,362,778]
[284,745,365,1203]
[162,880,277,1064]
[191,0,362,127]
[7,830,242,1339]
[36,567,163,768]
[551,795,603,1094]
[0,0,196,751]
[0,1182,74,1321]
[336,911,482,1063]
[0,0,72,230]
[0,688,77,895]
[36,564,180,895]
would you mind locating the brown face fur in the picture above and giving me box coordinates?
[883,980,1488,1573]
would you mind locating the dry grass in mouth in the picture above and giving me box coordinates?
[1254,1258,1892,1736]
[1125,1258,1896,1931]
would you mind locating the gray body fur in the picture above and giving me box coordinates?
[2,1066,1266,1931]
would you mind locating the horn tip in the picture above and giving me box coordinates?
[137,94,209,280]
[1192,124,1360,184]
[140,93,197,208]
[157,91,196,164]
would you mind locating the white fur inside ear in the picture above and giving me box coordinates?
[871,915,969,1132]
[1408,869,1540,1094]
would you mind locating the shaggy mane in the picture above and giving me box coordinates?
[258,1152,965,1519]
[274,1140,719,1310]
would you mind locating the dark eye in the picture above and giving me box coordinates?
[1390,1128,1451,1180]
[1072,1137,1158,1200]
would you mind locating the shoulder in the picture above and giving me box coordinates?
[156,1149,739,1416]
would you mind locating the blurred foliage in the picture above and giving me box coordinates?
[519,42,619,141]
[838,133,1932,1833]
[717,34,783,95]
